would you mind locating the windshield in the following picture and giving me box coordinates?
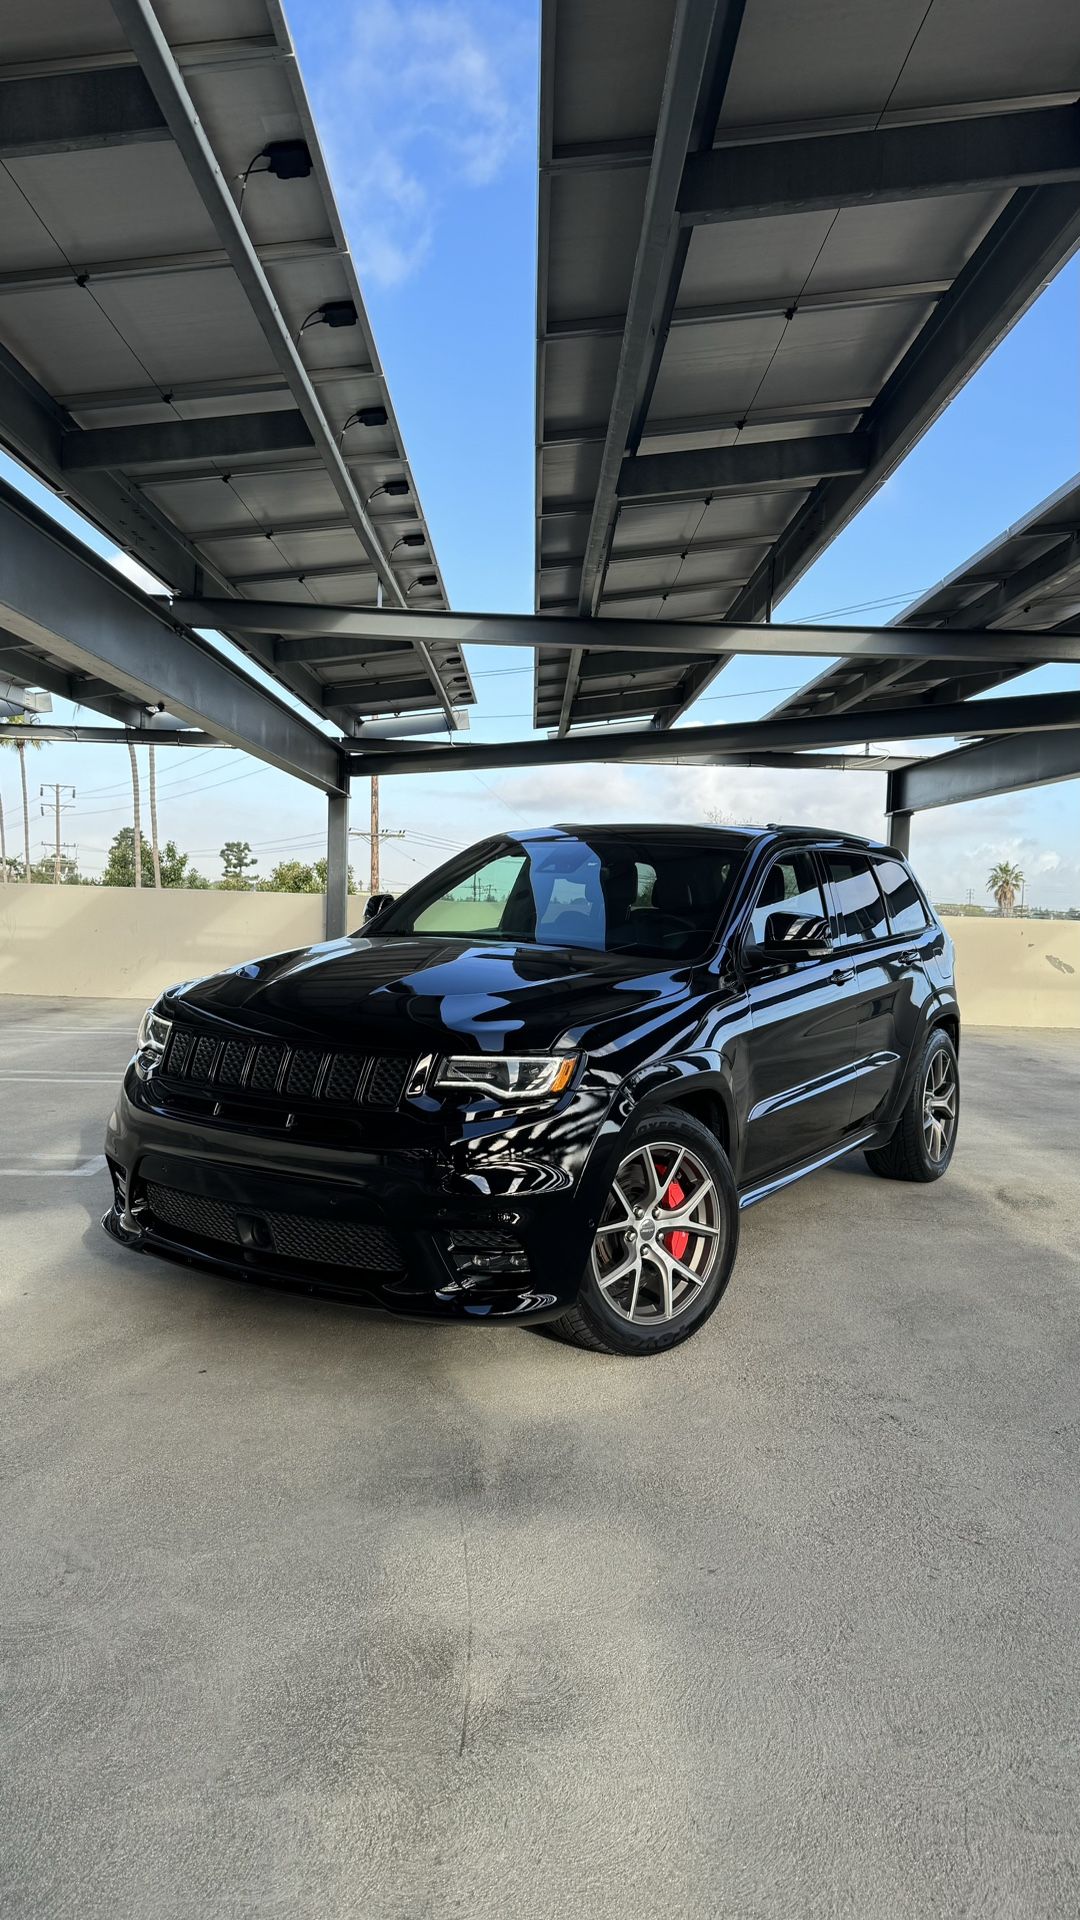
[368,832,745,961]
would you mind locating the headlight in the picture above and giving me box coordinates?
[135,1004,172,1072]
[434,1054,578,1102]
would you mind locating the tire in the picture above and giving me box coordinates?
[547,1106,739,1356]
[864,1027,959,1183]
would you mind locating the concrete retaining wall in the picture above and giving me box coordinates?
[0,886,333,1000]
[0,885,1077,1023]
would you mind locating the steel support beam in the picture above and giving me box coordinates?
[540,534,775,573]
[886,729,1080,812]
[0,65,167,157]
[573,0,745,648]
[545,399,872,450]
[678,104,1080,224]
[0,478,345,793]
[324,791,350,939]
[617,433,870,505]
[0,725,224,745]
[171,600,1080,669]
[109,0,455,725]
[931,530,1080,630]
[544,280,952,341]
[61,409,315,472]
[0,239,341,296]
[343,692,1080,779]
[669,182,1080,721]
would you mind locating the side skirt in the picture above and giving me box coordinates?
[738,1130,878,1211]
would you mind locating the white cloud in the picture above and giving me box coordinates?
[468,758,1080,910]
[305,1,533,286]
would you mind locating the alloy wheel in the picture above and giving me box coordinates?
[590,1141,724,1324]
[922,1046,957,1162]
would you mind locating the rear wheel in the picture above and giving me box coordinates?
[864,1027,959,1182]
[548,1107,739,1355]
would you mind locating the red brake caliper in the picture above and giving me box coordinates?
[657,1164,689,1260]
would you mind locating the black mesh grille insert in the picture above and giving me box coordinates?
[324,1053,364,1102]
[249,1044,286,1092]
[286,1048,324,1097]
[166,1028,194,1076]
[368,1057,410,1107]
[217,1039,249,1087]
[159,1023,414,1116]
[144,1182,404,1272]
[190,1034,218,1081]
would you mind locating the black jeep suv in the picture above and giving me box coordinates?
[104,823,959,1355]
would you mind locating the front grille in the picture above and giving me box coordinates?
[161,1022,414,1115]
[144,1181,404,1273]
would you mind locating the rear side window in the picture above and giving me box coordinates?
[823,855,889,945]
[874,858,929,934]
[748,853,826,944]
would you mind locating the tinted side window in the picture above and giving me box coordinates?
[749,853,826,944]
[824,855,889,944]
[874,858,929,934]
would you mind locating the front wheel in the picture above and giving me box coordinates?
[547,1107,739,1355]
[864,1027,959,1183]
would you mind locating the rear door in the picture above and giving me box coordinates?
[740,849,860,1183]
[818,852,925,1129]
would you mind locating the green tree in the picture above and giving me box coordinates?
[220,839,258,888]
[257,855,358,893]
[102,826,207,888]
[987,860,1024,917]
[28,852,90,885]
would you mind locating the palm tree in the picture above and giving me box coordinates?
[0,714,41,883]
[987,860,1024,917]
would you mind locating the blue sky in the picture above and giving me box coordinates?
[2,0,1078,907]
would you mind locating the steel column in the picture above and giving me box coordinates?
[886,806,912,857]
[324,790,350,939]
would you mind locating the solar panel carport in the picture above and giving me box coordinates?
[0,0,476,926]
[2,0,1079,929]
[0,6,472,699]
[533,0,1080,734]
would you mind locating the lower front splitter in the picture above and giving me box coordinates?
[101,1206,562,1325]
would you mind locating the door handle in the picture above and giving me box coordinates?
[898,948,921,966]
[830,966,855,985]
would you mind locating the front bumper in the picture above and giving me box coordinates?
[103,1071,615,1324]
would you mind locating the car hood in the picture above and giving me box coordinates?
[166,934,698,1054]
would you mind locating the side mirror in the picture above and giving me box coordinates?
[362,891,395,924]
[746,911,833,965]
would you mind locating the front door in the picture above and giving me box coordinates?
[740,850,860,1183]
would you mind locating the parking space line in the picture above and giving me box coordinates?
[0,1154,107,1178]
[0,1073,120,1083]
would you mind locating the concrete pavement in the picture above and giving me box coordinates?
[1,1000,1078,1918]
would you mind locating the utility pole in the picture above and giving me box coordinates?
[148,742,161,888]
[370,774,380,892]
[40,783,75,882]
[349,819,405,894]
